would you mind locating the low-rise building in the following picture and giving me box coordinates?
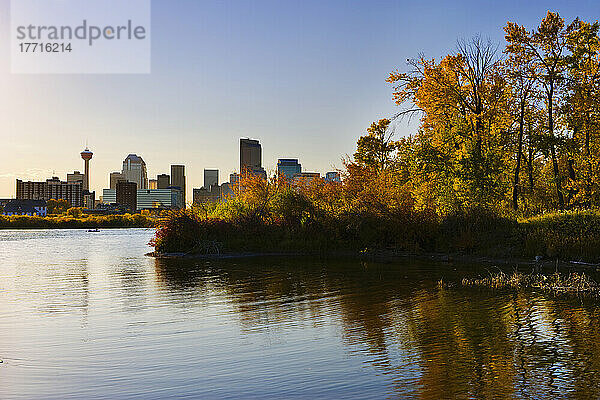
[293,172,321,185]
[193,185,222,204]
[102,189,117,204]
[325,171,341,183]
[3,199,47,216]
[137,189,183,210]
[102,187,182,211]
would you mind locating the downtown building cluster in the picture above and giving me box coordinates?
[192,138,340,205]
[100,155,186,212]
[6,138,341,215]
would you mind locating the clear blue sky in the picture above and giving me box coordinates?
[1,0,599,200]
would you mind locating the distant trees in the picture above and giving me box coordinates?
[67,207,84,218]
[47,199,70,214]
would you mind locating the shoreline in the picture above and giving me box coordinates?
[0,226,154,230]
[147,249,600,271]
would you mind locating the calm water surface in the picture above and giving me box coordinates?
[1,229,600,399]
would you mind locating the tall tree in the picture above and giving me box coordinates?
[505,11,569,208]
[388,37,509,209]
[564,19,600,205]
[504,39,537,210]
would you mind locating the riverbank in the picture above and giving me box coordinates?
[150,209,600,264]
[0,214,154,229]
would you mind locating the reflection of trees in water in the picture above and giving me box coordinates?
[155,258,338,332]
[153,258,600,399]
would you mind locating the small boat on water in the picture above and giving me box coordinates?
[87,229,100,233]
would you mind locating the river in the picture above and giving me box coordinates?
[0,228,599,399]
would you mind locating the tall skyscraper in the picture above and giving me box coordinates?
[80,148,93,191]
[122,154,148,190]
[157,174,170,189]
[170,165,186,207]
[204,169,219,190]
[109,172,126,189]
[240,138,265,178]
[277,159,302,181]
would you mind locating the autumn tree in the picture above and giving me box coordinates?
[563,19,600,205]
[505,11,569,208]
[388,37,510,211]
[503,34,537,209]
[354,118,397,173]
[47,199,70,214]
[67,207,83,218]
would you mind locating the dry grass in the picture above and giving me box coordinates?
[462,271,600,294]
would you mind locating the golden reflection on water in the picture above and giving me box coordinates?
[154,257,600,399]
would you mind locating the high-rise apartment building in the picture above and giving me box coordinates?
[277,159,302,181]
[116,181,137,212]
[122,154,148,190]
[67,171,84,185]
[157,174,170,189]
[16,178,83,207]
[204,169,219,189]
[170,165,186,207]
[110,172,126,189]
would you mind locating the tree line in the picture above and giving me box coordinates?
[362,11,600,215]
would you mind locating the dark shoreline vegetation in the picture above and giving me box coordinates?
[153,12,600,275]
[0,214,154,229]
[460,271,600,296]
[151,206,600,264]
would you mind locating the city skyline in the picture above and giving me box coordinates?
[2,0,599,200]
[5,138,339,206]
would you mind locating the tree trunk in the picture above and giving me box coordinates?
[527,121,534,192]
[548,85,564,209]
[513,100,525,210]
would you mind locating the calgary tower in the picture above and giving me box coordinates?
[80,147,93,191]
